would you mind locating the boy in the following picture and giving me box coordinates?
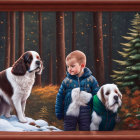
[55,50,99,131]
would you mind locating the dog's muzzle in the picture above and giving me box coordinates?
[36,60,41,66]
[36,60,43,74]
[114,95,118,101]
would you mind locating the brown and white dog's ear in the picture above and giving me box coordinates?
[11,57,26,76]
[100,86,106,105]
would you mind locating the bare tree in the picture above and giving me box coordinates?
[48,53,53,85]
[93,12,105,85]
[5,12,10,69]
[19,12,24,57]
[10,12,16,66]
[72,12,76,51]
[35,11,42,86]
[108,12,113,81]
[56,12,66,85]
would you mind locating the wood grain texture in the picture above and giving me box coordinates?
[0,131,140,140]
[0,0,140,11]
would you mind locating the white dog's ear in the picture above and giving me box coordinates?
[100,87,105,105]
[116,88,122,99]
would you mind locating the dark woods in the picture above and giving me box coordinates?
[0,11,140,130]
[0,11,139,87]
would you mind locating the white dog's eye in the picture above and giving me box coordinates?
[106,92,110,96]
[114,90,118,94]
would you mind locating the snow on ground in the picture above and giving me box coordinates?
[0,115,62,132]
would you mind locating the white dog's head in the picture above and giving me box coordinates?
[97,84,122,113]
[12,51,43,76]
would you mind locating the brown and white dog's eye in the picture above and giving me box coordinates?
[106,91,110,96]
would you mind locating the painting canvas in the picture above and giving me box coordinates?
[0,11,139,132]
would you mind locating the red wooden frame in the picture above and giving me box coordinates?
[0,0,140,11]
[0,131,140,140]
[0,0,140,140]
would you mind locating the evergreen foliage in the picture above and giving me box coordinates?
[112,13,140,93]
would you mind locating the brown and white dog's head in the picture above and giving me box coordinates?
[11,51,43,76]
[97,84,122,113]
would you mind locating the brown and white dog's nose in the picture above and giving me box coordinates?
[36,61,40,66]
[114,95,118,101]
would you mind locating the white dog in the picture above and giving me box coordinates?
[0,51,43,123]
[66,88,92,117]
[90,84,122,131]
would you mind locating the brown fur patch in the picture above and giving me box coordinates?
[11,57,26,76]
[23,52,33,71]
[11,51,33,75]
[0,97,7,115]
[0,70,13,97]
[100,87,105,105]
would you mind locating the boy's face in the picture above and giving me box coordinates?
[66,58,84,76]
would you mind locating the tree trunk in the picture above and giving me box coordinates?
[108,12,113,81]
[5,12,10,69]
[19,12,24,57]
[56,12,66,85]
[72,12,76,51]
[48,53,53,85]
[10,12,16,66]
[93,12,105,85]
[35,12,42,86]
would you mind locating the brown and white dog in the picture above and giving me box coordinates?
[90,84,122,131]
[0,51,43,123]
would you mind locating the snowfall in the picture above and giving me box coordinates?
[0,115,62,132]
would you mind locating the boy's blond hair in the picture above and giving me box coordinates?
[66,50,86,65]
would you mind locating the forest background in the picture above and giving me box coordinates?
[0,11,139,130]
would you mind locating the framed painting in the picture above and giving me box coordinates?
[0,0,140,140]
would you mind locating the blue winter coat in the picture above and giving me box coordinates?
[55,67,100,120]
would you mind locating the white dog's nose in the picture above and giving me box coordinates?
[114,95,118,101]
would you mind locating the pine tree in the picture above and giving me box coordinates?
[112,13,140,93]
[39,106,48,120]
